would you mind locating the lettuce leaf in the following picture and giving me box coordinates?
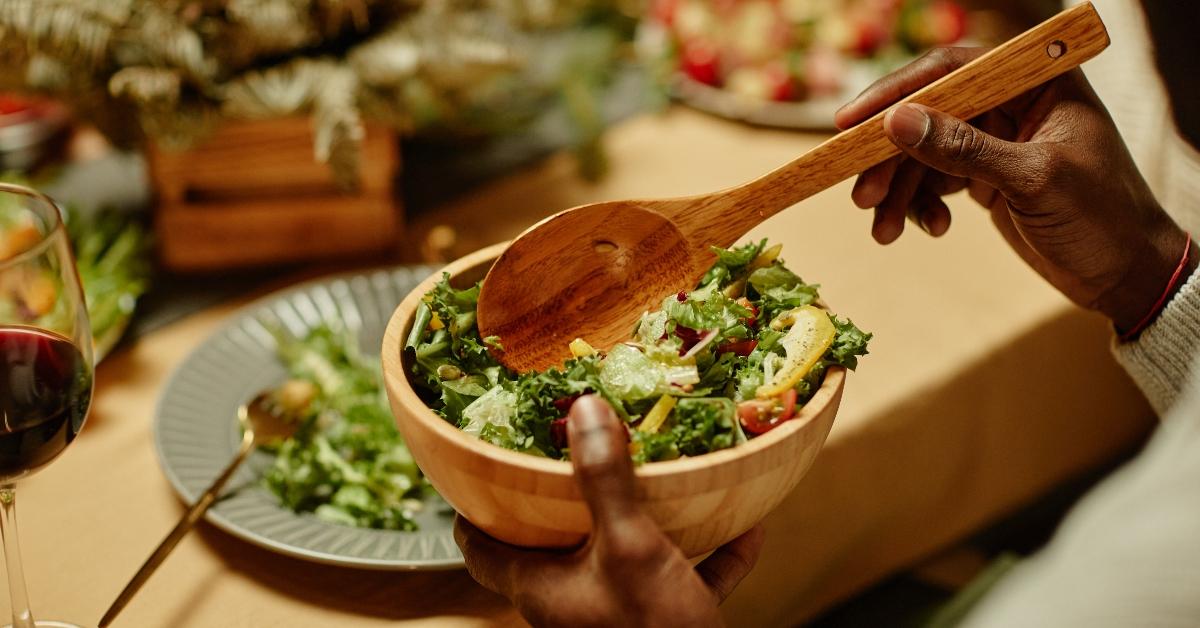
[748,262,820,322]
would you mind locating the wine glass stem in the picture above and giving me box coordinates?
[0,487,34,628]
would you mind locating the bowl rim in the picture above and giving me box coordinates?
[382,242,845,480]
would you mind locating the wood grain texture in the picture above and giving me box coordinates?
[382,244,845,558]
[476,2,1109,372]
[150,117,401,271]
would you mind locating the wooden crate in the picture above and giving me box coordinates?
[150,117,400,271]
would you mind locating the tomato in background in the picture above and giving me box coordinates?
[652,0,679,26]
[681,39,722,86]
[0,94,33,117]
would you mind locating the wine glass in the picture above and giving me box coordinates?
[0,182,93,628]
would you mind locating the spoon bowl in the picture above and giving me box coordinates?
[478,202,697,370]
[477,3,1110,372]
[241,391,301,445]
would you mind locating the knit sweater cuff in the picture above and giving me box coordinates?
[1113,268,1200,415]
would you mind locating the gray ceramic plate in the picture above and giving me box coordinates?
[153,266,465,570]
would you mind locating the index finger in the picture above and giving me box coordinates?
[834,47,988,130]
[453,515,554,597]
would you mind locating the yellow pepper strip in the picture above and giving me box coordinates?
[429,312,445,330]
[722,243,785,298]
[569,337,597,357]
[639,395,677,433]
[748,243,783,272]
[756,305,835,399]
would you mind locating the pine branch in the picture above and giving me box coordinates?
[0,0,131,66]
[109,66,181,106]
[117,5,214,81]
[0,0,631,181]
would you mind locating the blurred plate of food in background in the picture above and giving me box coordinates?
[641,0,969,129]
[0,94,70,172]
[0,175,151,361]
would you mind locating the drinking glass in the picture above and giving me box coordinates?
[0,183,93,628]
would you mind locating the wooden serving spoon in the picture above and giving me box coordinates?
[478,2,1109,372]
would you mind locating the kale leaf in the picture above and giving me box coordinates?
[827,315,872,370]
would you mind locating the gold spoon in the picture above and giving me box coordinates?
[476,3,1109,373]
[99,392,297,627]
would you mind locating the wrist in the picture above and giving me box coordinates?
[1102,226,1197,336]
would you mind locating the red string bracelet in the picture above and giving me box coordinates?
[1120,232,1193,342]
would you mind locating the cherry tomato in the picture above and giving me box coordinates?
[735,297,759,326]
[738,399,778,435]
[738,388,799,434]
[777,388,798,422]
[717,339,758,357]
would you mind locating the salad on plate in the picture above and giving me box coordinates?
[261,324,432,531]
[407,240,871,463]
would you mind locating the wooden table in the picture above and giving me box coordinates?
[0,109,1155,627]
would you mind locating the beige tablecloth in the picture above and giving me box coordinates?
[0,109,1153,627]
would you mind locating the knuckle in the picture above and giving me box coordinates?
[919,46,948,66]
[600,521,665,566]
[953,123,982,160]
[914,47,983,80]
[922,47,958,74]
[938,120,988,164]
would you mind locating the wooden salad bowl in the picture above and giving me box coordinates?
[381,242,845,558]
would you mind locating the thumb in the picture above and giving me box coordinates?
[567,395,641,535]
[884,104,1045,202]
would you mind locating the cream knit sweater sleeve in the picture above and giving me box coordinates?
[960,270,1200,627]
[1112,268,1200,415]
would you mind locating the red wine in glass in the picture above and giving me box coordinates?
[0,182,95,628]
[0,326,91,482]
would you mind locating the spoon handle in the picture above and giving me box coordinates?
[686,1,1109,241]
[99,430,256,627]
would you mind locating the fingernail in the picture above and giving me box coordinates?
[888,105,929,146]
[919,214,934,235]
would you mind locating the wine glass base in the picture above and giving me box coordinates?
[3,621,83,628]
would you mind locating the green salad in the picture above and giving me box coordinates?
[263,325,430,530]
[407,240,872,463]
